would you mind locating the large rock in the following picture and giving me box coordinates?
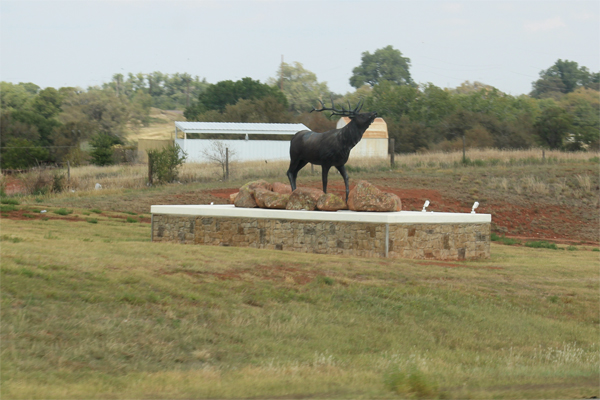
[347,180,402,212]
[272,182,292,194]
[234,180,272,208]
[316,193,348,211]
[286,187,325,211]
[254,188,290,209]
[229,192,238,204]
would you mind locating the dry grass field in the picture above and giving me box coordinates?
[1,148,599,399]
[1,213,598,399]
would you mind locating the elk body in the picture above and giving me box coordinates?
[286,100,378,201]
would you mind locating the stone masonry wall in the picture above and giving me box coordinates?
[152,214,490,260]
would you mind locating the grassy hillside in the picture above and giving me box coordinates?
[126,108,184,142]
[1,211,598,399]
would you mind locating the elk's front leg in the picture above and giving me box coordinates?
[336,165,350,202]
[321,165,332,194]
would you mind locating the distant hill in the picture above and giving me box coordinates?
[125,108,184,142]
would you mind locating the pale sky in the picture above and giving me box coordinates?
[1,0,598,96]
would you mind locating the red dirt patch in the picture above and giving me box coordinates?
[206,182,598,245]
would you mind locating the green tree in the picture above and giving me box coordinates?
[530,59,597,98]
[185,77,287,120]
[534,105,573,149]
[268,62,331,113]
[350,45,414,88]
[89,133,122,166]
[1,138,49,169]
[559,88,600,150]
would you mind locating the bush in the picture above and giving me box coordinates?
[524,240,558,250]
[147,144,187,184]
[1,198,20,205]
[384,366,439,398]
[53,208,73,216]
[90,134,123,166]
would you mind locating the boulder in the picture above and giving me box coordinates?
[272,182,292,194]
[254,188,290,209]
[228,192,239,204]
[347,180,402,212]
[234,180,272,208]
[316,193,348,211]
[286,187,325,211]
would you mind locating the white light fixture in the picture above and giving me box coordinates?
[471,201,479,214]
[422,200,430,212]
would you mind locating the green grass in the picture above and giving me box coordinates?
[491,232,521,246]
[525,240,559,250]
[1,217,598,399]
[53,208,73,216]
[0,204,18,212]
[1,198,20,205]
[90,208,102,214]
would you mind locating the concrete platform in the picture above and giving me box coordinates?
[151,205,491,260]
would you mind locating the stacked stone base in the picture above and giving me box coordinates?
[152,214,490,260]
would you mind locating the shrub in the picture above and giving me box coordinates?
[384,366,438,398]
[89,134,123,166]
[525,240,558,250]
[566,245,577,251]
[53,208,73,216]
[1,198,20,205]
[147,144,187,184]
[86,218,98,224]
[126,217,138,223]
[0,204,17,212]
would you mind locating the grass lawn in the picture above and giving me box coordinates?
[1,215,598,399]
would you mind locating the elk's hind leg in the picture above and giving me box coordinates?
[287,159,308,191]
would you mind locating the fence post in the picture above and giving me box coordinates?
[542,149,545,161]
[225,148,229,181]
[67,160,71,183]
[148,154,153,185]
[389,138,395,168]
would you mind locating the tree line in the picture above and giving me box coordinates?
[1,47,598,170]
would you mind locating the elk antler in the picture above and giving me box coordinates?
[311,98,364,117]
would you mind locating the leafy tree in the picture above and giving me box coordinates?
[1,138,49,169]
[559,88,600,150]
[185,77,287,120]
[0,82,37,110]
[89,133,122,166]
[530,59,597,98]
[268,62,331,113]
[147,144,187,184]
[534,105,573,149]
[350,45,414,88]
[31,87,63,119]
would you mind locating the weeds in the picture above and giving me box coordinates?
[126,216,138,223]
[53,208,73,216]
[1,234,23,243]
[491,233,521,245]
[1,197,20,205]
[0,204,18,212]
[525,240,558,250]
[384,366,439,398]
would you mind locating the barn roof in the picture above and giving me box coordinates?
[175,121,308,135]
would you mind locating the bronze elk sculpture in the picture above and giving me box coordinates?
[286,99,378,202]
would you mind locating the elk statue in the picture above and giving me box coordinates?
[286,99,378,201]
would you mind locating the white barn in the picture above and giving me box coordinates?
[174,118,389,164]
[174,122,308,163]
[336,117,389,158]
